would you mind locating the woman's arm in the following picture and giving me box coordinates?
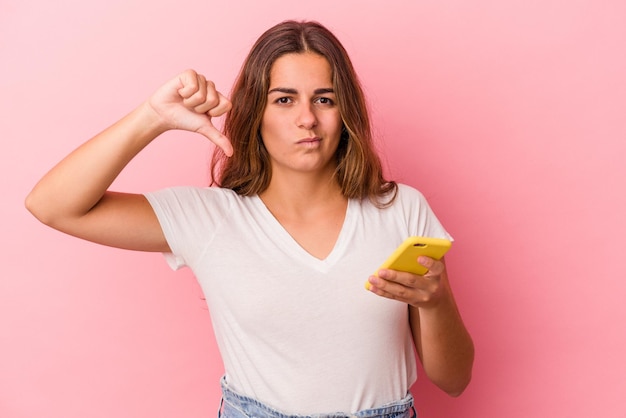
[367,257,474,396]
[25,70,232,251]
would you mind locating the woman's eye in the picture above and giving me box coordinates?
[276,97,292,104]
[316,97,334,105]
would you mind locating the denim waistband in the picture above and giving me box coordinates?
[218,376,416,418]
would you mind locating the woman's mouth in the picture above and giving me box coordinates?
[297,136,322,144]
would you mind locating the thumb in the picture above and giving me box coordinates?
[196,121,234,157]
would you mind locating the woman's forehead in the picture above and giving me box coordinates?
[268,52,332,90]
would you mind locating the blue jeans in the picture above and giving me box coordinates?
[218,377,417,418]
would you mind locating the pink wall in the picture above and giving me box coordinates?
[2,1,625,417]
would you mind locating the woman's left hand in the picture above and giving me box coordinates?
[366,256,446,308]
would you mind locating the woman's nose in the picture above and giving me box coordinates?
[296,103,317,129]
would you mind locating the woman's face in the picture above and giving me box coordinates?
[260,52,343,178]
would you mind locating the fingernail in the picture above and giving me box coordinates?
[367,276,379,289]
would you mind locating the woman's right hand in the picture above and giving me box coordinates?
[148,69,234,156]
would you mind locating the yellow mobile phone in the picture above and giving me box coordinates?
[375,236,451,277]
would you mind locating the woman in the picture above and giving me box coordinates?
[26,20,473,417]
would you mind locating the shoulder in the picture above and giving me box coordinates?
[358,183,430,216]
[396,183,425,198]
[147,185,238,200]
[383,183,440,222]
[145,186,242,212]
[389,183,429,208]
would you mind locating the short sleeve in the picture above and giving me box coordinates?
[144,187,232,270]
[396,184,453,242]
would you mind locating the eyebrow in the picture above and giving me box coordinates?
[267,87,335,95]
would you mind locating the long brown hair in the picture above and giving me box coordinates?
[211,20,397,206]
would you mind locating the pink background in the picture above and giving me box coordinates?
[2,1,625,417]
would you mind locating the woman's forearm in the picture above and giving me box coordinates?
[25,102,164,226]
[409,283,475,396]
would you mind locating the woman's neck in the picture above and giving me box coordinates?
[259,170,345,215]
[258,170,348,260]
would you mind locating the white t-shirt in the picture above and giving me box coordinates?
[145,183,451,414]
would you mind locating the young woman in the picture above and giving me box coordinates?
[26,20,473,417]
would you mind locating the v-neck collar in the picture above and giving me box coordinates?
[250,195,355,273]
